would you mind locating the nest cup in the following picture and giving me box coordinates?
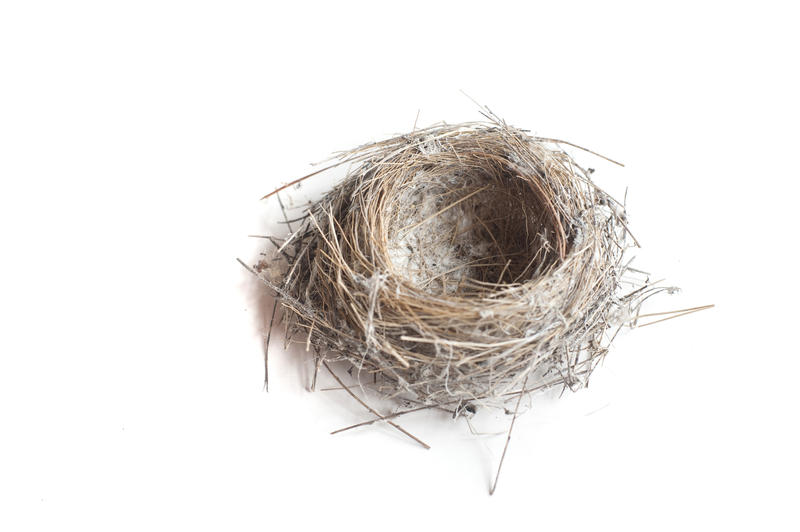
[257,121,647,411]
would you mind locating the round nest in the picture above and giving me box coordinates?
[256,120,653,411]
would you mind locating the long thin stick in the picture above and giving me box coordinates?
[311,352,322,391]
[264,299,278,391]
[637,305,714,328]
[331,404,437,434]
[533,137,625,167]
[322,361,430,450]
[236,257,257,275]
[636,304,714,319]
[276,192,293,233]
[490,373,529,495]
[260,161,343,200]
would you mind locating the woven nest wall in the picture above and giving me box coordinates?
[255,120,664,413]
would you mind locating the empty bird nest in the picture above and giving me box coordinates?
[251,117,674,420]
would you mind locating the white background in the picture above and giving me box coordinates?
[1,1,798,530]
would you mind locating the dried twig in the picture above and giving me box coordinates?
[264,299,278,391]
[323,361,430,450]
[490,373,529,495]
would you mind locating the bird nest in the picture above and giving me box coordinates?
[254,120,662,413]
